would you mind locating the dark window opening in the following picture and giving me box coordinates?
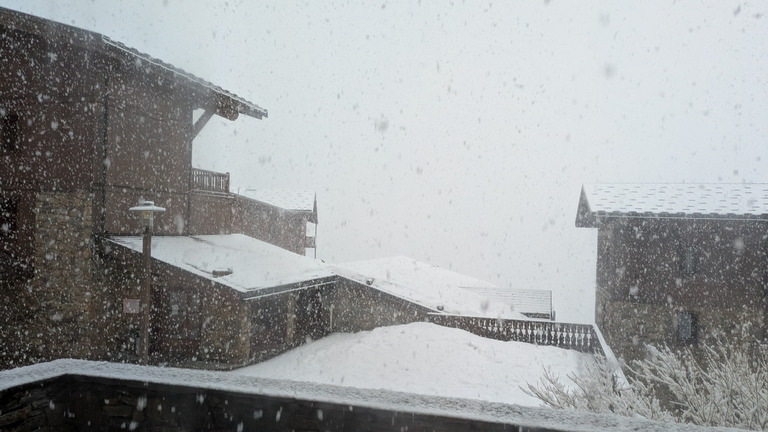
[677,311,698,345]
[1,112,20,153]
[0,196,32,282]
[680,246,698,276]
[0,198,19,239]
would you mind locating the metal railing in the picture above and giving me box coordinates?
[428,313,603,354]
[191,168,229,194]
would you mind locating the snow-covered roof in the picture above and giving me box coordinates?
[0,7,267,120]
[237,188,316,212]
[333,256,526,319]
[236,188,317,223]
[109,234,333,297]
[576,183,768,227]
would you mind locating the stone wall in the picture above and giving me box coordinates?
[98,248,254,367]
[248,283,334,363]
[326,278,432,333]
[0,380,57,431]
[0,191,103,368]
[197,284,250,365]
[0,190,36,280]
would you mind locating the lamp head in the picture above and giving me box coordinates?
[129,200,166,229]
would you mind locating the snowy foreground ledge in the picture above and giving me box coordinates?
[0,359,742,432]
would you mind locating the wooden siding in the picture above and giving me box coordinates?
[232,195,309,255]
[596,218,768,311]
[187,192,233,235]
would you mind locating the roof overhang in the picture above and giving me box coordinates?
[0,6,267,121]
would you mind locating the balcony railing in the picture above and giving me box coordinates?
[428,313,603,354]
[191,168,229,194]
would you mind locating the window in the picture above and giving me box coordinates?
[0,198,18,239]
[677,311,698,345]
[680,246,698,276]
[0,112,20,153]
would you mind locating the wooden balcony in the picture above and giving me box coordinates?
[191,168,229,194]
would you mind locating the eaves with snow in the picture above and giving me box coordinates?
[109,234,334,297]
[577,183,768,227]
[0,7,267,121]
[235,188,317,223]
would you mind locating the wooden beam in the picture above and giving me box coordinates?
[192,109,215,139]
[216,98,240,121]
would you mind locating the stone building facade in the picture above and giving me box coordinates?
[0,7,430,370]
[0,6,271,368]
[576,183,768,363]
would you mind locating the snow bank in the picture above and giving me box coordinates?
[231,322,593,407]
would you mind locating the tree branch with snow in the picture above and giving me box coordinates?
[523,338,768,431]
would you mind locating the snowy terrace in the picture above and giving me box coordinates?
[0,357,740,431]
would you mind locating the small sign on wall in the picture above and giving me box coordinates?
[123,298,141,314]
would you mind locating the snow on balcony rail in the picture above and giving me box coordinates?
[428,314,603,355]
[191,167,229,194]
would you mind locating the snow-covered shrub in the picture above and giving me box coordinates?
[523,340,768,430]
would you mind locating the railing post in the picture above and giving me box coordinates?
[190,168,231,194]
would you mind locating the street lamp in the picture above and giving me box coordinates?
[129,199,165,365]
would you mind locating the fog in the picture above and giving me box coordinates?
[4,0,767,322]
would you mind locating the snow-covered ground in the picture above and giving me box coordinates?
[231,321,594,407]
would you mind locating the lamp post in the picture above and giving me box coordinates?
[129,200,165,365]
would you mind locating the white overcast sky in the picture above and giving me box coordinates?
[3,1,767,322]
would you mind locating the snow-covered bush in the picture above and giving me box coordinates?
[524,340,768,430]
